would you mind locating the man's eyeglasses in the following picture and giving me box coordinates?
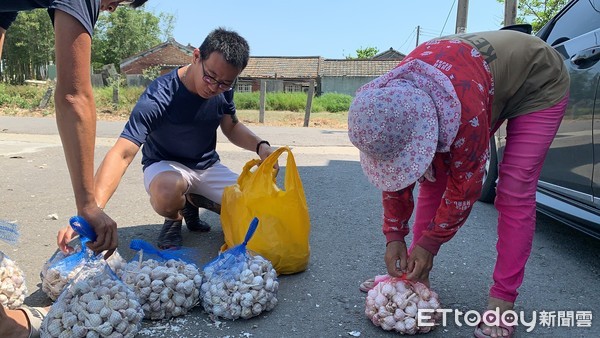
[200,60,235,91]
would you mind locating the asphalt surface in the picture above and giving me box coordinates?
[0,116,598,337]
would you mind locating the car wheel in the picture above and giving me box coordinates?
[479,139,498,203]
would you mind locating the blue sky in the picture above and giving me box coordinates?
[145,0,506,58]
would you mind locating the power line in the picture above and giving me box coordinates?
[440,0,457,36]
[398,27,417,52]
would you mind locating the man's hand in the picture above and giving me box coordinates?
[384,240,408,277]
[406,244,434,286]
[258,145,279,172]
[77,206,118,253]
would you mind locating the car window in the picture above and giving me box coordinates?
[545,0,600,46]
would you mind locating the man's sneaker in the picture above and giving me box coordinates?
[157,219,183,249]
[181,200,211,232]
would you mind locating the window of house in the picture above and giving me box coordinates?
[236,83,252,92]
[284,84,303,92]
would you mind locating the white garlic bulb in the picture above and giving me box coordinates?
[119,258,202,320]
[365,278,441,334]
[40,259,143,338]
[0,252,27,309]
[40,247,126,301]
[201,251,278,320]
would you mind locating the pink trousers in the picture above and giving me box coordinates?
[409,94,569,303]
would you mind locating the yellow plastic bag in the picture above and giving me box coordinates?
[220,146,310,275]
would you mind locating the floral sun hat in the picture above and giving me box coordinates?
[348,59,461,191]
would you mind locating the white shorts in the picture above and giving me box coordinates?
[143,160,238,204]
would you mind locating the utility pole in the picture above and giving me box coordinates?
[456,0,469,33]
[416,25,420,47]
[504,0,517,26]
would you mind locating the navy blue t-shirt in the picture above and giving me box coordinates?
[0,0,99,35]
[121,67,236,171]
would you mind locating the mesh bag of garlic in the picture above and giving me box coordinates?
[118,239,202,320]
[40,238,127,301]
[201,217,279,320]
[0,220,27,309]
[40,238,92,301]
[40,255,144,338]
[365,275,442,334]
[0,252,28,309]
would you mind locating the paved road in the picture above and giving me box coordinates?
[0,116,598,337]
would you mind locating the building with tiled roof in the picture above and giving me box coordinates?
[120,40,404,96]
[372,48,406,60]
[320,58,402,96]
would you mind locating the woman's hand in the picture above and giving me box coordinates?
[406,244,434,286]
[384,240,408,277]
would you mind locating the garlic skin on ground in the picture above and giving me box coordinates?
[40,248,127,301]
[365,279,441,334]
[201,253,279,320]
[40,262,144,338]
[0,252,27,309]
[119,258,202,320]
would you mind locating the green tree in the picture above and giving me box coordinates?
[91,7,169,71]
[158,12,176,41]
[142,65,161,82]
[1,9,54,84]
[346,46,379,59]
[1,7,173,83]
[497,0,568,32]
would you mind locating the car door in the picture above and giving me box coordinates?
[594,82,600,208]
[535,0,600,207]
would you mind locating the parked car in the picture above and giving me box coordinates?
[479,0,600,239]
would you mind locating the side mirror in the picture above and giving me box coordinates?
[499,24,533,35]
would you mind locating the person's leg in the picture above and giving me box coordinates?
[0,305,48,338]
[143,161,194,249]
[479,96,567,337]
[0,305,29,338]
[180,199,211,232]
[184,161,238,231]
[187,161,238,205]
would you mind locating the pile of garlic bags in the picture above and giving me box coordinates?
[0,252,27,309]
[365,278,441,334]
[119,258,202,320]
[201,252,278,320]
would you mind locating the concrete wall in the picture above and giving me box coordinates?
[320,76,378,96]
[126,75,152,87]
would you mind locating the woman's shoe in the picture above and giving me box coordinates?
[473,310,516,338]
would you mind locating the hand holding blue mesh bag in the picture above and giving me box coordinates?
[201,217,279,320]
[118,239,202,320]
[0,220,28,309]
[40,216,127,301]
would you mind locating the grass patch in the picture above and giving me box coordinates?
[0,85,350,128]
